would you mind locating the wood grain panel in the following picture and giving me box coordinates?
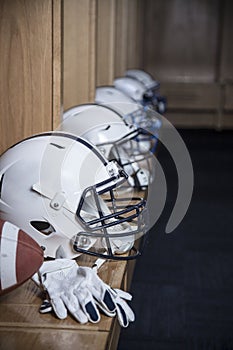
[52,0,63,129]
[164,112,217,128]
[114,0,129,77]
[96,0,116,85]
[0,0,54,154]
[63,0,96,110]
[0,328,108,350]
[160,82,221,110]
[143,0,220,83]
[114,0,145,78]
[126,0,144,70]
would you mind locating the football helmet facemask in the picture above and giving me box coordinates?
[0,132,148,260]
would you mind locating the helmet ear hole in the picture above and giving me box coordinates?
[30,221,55,236]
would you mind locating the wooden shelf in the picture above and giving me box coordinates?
[0,254,132,350]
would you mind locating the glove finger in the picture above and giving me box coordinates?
[115,300,135,327]
[115,303,130,328]
[102,289,116,312]
[92,288,116,314]
[74,288,101,323]
[51,297,67,319]
[71,309,89,324]
[117,298,135,322]
[113,288,132,301]
[79,267,116,314]
[84,300,101,323]
[95,300,116,318]
[62,294,88,324]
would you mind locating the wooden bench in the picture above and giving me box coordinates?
[0,253,136,350]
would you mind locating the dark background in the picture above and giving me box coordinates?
[118,128,233,350]
[118,2,233,347]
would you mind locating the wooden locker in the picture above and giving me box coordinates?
[0,0,62,154]
[63,0,96,111]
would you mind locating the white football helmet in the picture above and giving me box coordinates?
[114,77,146,104]
[115,74,167,114]
[62,104,156,190]
[95,86,162,147]
[125,69,167,114]
[126,69,160,91]
[0,132,148,260]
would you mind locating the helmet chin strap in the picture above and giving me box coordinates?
[91,253,107,271]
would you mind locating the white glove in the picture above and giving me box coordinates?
[32,259,135,327]
[77,266,135,327]
[32,259,100,324]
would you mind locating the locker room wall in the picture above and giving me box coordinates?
[1,0,232,155]
[0,0,62,155]
[142,0,233,128]
[0,0,144,155]
[63,0,144,103]
[63,0,96,110]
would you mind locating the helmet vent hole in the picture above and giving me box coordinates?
[30,221,55,235]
